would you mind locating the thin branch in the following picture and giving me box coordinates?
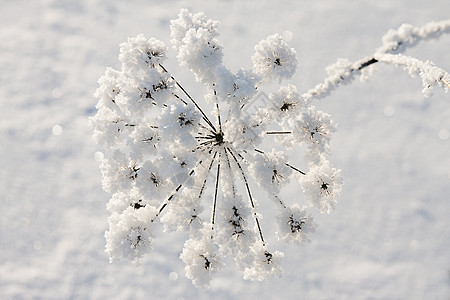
[159,63,217,132]
[302,21,450,102]
[197,151,218,200]
[193,141,214,153]
[301,56,379,102]
[273,194,287,209]
[265,131,292,135]
[211,151,221,234]
[357,57,378,71]
[374,52,450,94]
[151,150,218,222]
[152,160,202,222]
[223,149,237,198]
[195,135,216,140]
[285,163,306,176]
[216,102,223,133]
[442,77,450,88]
[197,140,215,148]
[226,147,265,246]
[212,87,223,133]
[198,123,216,136]
[172,92,188,105]
[254,148,307,176]
[187,151,218,227]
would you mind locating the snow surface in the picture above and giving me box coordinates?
[1,0,449,299]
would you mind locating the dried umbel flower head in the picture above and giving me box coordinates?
[91,9,449,288]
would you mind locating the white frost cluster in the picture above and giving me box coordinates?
[252,33,297,83]
[180,231,224,289]
[300,160,343,214]
[170,9,223,84]
[241,243,284,281]
[91,9,449,288]
[105,205,157,264]
[276,204,316,245]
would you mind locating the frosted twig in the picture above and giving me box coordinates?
[374,52,450,96]
[302,20,450,102]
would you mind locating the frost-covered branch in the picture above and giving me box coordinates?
[374,52,450,96]
[302,20,450,102]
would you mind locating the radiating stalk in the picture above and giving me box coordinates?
[226,147,266,246]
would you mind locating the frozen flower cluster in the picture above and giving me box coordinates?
[91,9,449,288]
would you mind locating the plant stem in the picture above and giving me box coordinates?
[226,147,265,246]
[152,161,200,222]
[159,64,217,132]
[211,151,221,234]
[254,148,307,175]
[265,131,292,135]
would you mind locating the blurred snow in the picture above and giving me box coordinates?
[0,0,449,299]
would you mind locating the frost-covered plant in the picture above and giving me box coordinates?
[90,9,450,288]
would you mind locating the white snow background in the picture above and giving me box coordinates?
[1,0,449,299]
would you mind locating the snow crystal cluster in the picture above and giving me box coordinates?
[91,9,449,288]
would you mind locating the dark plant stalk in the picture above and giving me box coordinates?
[226,147,265,246]
[223,150,237,198]
[196,151,218,201]
[152,165,198,222]
[151,150,217,222]
[211,152,221,235]
[213,87,223,133]
[265,131,292,135]
[159,64,217,132]
[254,148,307,176]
